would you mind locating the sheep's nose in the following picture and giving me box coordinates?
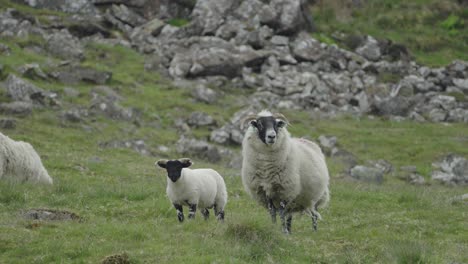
[268,134,276,139]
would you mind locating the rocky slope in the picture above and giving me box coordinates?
[1,0,467,186]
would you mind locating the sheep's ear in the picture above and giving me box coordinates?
[156,159,168,169]
[179,158,193,168]
[274,113,289,128]
[241,114,257,130]
[250,120,258,128]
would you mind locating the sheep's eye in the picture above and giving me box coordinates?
[277,121,285,128]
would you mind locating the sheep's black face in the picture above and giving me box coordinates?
[251,116,286,146]
[157,159,192,182]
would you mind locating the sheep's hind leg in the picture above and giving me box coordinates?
[173,203,184,222]
[279,201,291,234]
[214,204,225,221]
[268,199,277,223]
[188,203,197,219]
[201,208,209,220]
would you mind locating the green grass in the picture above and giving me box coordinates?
[311,0,468,66]
[0,5,467,262]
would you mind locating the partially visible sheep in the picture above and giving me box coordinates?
[156,158,227,222]
[0,132,53,185]
[241,110,329,234]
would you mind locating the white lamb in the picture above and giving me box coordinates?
[0,132,53,185]
[241,110,329,234]
[156,158,227,222]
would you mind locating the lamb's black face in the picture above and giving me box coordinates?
[251,116,286,145]
[157,159,192,182]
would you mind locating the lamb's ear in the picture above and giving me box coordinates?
[179,158,193,168]
[156,159,168,169]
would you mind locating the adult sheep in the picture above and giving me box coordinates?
[156,158,227,222]
[0,132,53,185]
[241,110,329,234]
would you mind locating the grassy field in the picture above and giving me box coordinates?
[0,2,468,262]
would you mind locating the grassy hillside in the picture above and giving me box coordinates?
[311,0,468,66]
[1,2,468,263]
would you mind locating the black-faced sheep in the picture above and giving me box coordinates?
[156,158,227,222]
[241,110,329,234]
[0,132,53,185]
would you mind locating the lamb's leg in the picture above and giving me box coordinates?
[188,203,197,219]
[268,199,277,223]
[173,203,184,222]
[311,211,318,231]
[214,204,225,221]
[201,208,210,220]
[279,200,291,234]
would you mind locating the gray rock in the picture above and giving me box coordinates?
[432,154,468,186]
[46,30,84,60]
[191,85,219,104]
[108,4,146,27]
[372,96,411,116]
[350,165,384,183]
[428,108,447,122]
[0,101,33,116]
[99,139,153,156]
[89,95,140,122]
[176,137,222,163]
[269,0,314,34]
[0,118,16,129]
[0,43,11,55]
[63,87,80,98]
[356,36,381,61]
[453,78,468,91]
[187,111,216,127]
[130,18,165,43]
[408,173,426,185]
[18,63,48,80]
[50,66,112,85]
[447,108,468,123]
[4,74,44,103]
[61,108,89,123]
[291,33,325,62]
[210,129,230,144]
[368,159,393,174]
[190,0,241,36]
[23,0,97,14]
[317,135,337,156]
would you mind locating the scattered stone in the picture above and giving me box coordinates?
[317,135,337,156]
[0,43,11,55]
[0,118,16,129]
[61,108,89,123]
[432,154,468,186]
[191,85,219,104]
[23,0,97,14]
[22,208,80,221]
[18,63,48,80]
[89,95,140,122]
[99,139,153,156]
[63,87,80,98]
[368,159,393,174]
[46,30,84,60]
[407,173,426,185]
[50,66,112,85]
[187,111,216,127]
[0,101,33,116]
[356,36,381,61]
[350,165,384,184]
[176,137,221,163]
[4,74,44,102]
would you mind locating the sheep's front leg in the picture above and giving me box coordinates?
[188,203,197,219]
[201,208,209,220]
[214,204,225,221]
[279,200,292,234]
[268,199,277,224]
[174,203,184,222]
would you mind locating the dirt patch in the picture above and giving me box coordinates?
[101,253,130,264]
[22,209,81,221]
